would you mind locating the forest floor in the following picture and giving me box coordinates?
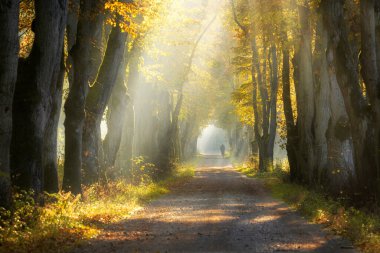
[71,155,357,253]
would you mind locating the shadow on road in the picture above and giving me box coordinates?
[72,156,357,253]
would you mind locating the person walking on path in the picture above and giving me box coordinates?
[220,144,225,158]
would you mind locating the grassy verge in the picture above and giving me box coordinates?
[235,162,380,253]
[0,165,194,253]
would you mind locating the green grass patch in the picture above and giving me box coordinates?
[0,164,195,253]
[236,162,380,253]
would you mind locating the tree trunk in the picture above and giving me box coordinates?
[250,39,262,171]
[103,53,129,169]
[250,37,278,172]
[322,0,378,200]
[314,16,355,194]
[159,92,183,176]
[359,0,380,197]
[43,52,65,193]
[155,89,172,171]
[115,102,134,169]
[82,24,128,184]
[266,45,279,168]
[11,0,67,196]
[114,51,140,169]
[0,0,19,208]
[326,71,355,195]
[376,2,380,82]
[180,115,197,161]
[313,18,331,185]
[282,46,298,182]
[63,0,103,194]
[66,0,80,87]
[295,3,315,184]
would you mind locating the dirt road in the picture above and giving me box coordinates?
[73,156,357,253]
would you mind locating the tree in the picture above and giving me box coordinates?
[102,50,130,170]
[0,0,19,208]
[63,0,104,194]
[230,0,279,172]
[293,2,315,183]
[313,12,354,194]
[322,0,380,200]
[42,53,65,193]
[281,34,299,181]
[156,14,217,176]
[11,0,67,197]
[82,5,132,183]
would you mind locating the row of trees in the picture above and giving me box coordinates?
[228,0,380,203]
[0,0,70,208]
[0,0,230,209]
[3,0,377,210]
[0,0,154,208]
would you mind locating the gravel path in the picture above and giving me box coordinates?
[72,156,358,253]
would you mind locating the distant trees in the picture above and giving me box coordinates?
[230,0,280,172]
[156,14,216,176]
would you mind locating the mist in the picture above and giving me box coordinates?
[197,125,230,155]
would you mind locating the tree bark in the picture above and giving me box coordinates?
[314,15,355,194]
[267,45,279,166]
[0,0,19,208]
[115,101,134,169]
[282,46,299,182]
[154,89,172,172]
[359,0,380,197]
[157,92,183,177]
[326,70,355,195]
[295,3,315,184]
[66,0,80,87]
[11,0,67,196]
[322,0,379,200]
[250,38,278,172]
[230,0,277,169]
[43,52,65,193]
[313,18,331,185]
[82,24,128,184]
[103,49,129,169]
[63,0,103,194]
[114,49,140,169]
[180,114,197,161]
[376,2,380,82]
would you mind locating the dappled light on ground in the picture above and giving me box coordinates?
[71,156,356,253]
[251,214,281,223]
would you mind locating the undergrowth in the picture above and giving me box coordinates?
[235,160,380,253]
[0,164,194,253]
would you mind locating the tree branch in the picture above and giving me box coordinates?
[229,0,248,36]
[186,14,217,74]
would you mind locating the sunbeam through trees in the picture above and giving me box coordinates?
[0,0,380,252]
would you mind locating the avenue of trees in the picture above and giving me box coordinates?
[228,0,380,204]
[0,0,380,210]
[0,0,228,209]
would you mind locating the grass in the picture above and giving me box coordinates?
[0,164,195,253]
[235,160,380,253]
